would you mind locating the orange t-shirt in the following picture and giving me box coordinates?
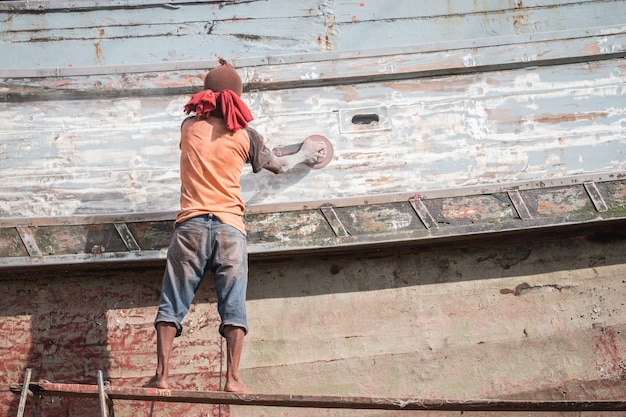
[175,116,272,235]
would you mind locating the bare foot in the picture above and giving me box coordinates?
[224,378,252,394]
[142,375,169,389]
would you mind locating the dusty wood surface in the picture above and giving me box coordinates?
[1,56,625,219]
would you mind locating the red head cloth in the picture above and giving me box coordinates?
[183,89,253,132]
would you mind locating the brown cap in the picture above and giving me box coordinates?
[203,58,243,97]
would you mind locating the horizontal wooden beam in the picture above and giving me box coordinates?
[1,171,623,227]
[11,381,626,412]
[1,173,626,271]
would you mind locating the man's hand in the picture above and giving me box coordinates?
[264,135,333,174]
[299,138,327,165]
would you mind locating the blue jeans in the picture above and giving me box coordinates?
[155,214,248,337]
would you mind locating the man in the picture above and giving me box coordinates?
[144,59,326,393]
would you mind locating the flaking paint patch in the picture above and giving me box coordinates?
[462,53,476,67]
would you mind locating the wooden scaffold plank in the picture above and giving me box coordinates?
[11,378,626,412]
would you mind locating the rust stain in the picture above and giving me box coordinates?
[94,42,103,61]
[534,112,609,124]
[536,199,581,214]
[512,14,525,32]
[151,76,188,88]
[317,34,332,51]
[93,28,105,63]
[534,187,588,215]
[50,80,73,88]
[441,196,513,221]
[444,206,479,219]
[594,326,626,380]
[364,175,391,187]
[320,13,336,51]
[179,74,202,83]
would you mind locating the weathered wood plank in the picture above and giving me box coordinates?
[332,0,626,50]
[2,0,624,69]
[3,26,625,96]
[333,0,626,20]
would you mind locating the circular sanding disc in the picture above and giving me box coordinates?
[303,135,334,169]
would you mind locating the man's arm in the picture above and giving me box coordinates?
[247,127,328,174]
[263,139,327,174]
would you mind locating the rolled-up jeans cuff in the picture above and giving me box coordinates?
[219,322,249,338]
[154,319,183,337]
